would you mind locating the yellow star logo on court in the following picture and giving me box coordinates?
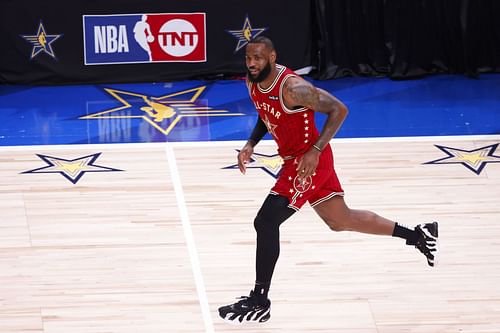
[254,154,283,172]
[424,143,500,175]
[21,153,122,184]
[80,86,244,136]
[223,151,283,178]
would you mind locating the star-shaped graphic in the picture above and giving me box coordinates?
[424,143,500,175]
[294,175,312,193]
[20,20,63,59]
[80,86,244,136]
[223,150,283,178]
[263,114,278,140]
[226,15,268,53]
[21,153,123,184]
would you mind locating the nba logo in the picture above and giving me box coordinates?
[83,13,206,65]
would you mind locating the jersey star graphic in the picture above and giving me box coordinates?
[20,20,63,59]
[80,86,244,136]
[424,143,500,175]
[263,114,279,140]
[226,15,268,53]
[223,150,283,178]
[21,153,123,184]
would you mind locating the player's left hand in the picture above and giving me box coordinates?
[296,148,320,181]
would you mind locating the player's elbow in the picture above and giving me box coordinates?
[336,103,348,120]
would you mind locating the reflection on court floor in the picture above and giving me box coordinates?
[1,74,499,146]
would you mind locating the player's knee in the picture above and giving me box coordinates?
[327,219,347,232]
[254,211,272,234]
[254,213,265,233]
[254,209,282,235]
[254,195,294,234]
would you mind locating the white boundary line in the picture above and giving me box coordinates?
[1,134,500,151]
[165,144,215,333]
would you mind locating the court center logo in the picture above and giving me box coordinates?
[226,15,267,53]
[20,20,63,60]
[80,86,244,136]
[21,153,123,184]
[83,13,206,65]
[424,143,500,175]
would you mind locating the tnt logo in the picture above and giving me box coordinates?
[159,19,199,57]
[83,13,206,65]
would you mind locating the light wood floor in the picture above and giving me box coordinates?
[1,136,500,333]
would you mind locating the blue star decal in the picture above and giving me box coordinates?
[20,20,63,59]
[223,150,283,178]
[21,153,123,184]
[226,15,268,53]
[424,143,500,175]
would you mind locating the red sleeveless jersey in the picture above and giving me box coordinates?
[248,64,319,159]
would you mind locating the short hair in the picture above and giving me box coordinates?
[248,36,275,51]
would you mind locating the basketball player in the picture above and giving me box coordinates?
[218,36,439,324]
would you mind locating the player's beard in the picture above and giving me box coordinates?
[247,61,272,83]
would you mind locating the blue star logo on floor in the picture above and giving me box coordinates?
[21,153,123,184]
[226,15,267,53]
[223,150,283,178]
[424,143,500,175]
[20,20,63,59]
[80,86,244,136]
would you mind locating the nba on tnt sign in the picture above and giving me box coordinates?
[83,13,206,65]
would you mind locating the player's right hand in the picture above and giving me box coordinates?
[237,143,254,174]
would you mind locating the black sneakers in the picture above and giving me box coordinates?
[411,222,439,266]
[218,290,271,324]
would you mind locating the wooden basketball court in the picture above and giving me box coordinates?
[1,135,499,332]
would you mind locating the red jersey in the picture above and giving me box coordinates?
[247,64,344,210]
[248,64,319,159]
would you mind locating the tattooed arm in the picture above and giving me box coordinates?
[283,76,348,150]
[282,76,348,178]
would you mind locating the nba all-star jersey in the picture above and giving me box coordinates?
[247,64,344,211]
[247,64,320,159]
